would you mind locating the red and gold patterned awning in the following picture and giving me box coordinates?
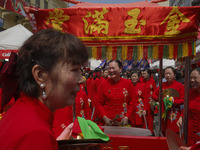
[31,6,200,60]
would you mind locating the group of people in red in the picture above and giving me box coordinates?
[71,62,200,149]
[0,28,199,150]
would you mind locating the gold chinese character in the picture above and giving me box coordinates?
[124,8,146,34]
[160,6,190,35]
[82,7,109,35]
[46,8,70,31]
[118,146,129,150]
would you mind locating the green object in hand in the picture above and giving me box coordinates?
[162,95,173,121]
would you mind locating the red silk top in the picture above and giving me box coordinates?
[141,77,156,111]
[152,80,184,132]
[131,82,146,126]
[187,89,200,146]
[86,77,92,95]
[52,106,73,138]
[95,78,136,123]
[0,92,58,150]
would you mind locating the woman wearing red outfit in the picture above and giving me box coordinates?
[141,69,156,133]
[95,60,136,126]
[177,67,200,147]
[0,29,88,150]
[130,71,147,128]
[75,86,91,120]
[152,66,184,134]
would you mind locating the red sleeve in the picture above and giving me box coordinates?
[190,143,200,150]
[17,130,57,150]
[95,82,106,117]
[95,78,101,91]
[126,81,136,118]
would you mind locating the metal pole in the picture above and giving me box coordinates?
[158,59,163,136]
[183,57,190,145]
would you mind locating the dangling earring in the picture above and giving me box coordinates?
[40,83,47,99]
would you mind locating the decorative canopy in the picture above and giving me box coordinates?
[30,2,200,60]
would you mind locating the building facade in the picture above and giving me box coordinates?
[169,0,200,6]
[0,0,68,32]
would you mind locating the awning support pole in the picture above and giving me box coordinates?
[158,59,163,136]
[183,56,190,145]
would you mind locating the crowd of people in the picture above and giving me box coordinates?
[0,28,199,150]
[79,63,200,148]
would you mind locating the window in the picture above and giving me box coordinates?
[36,0,40,8]
[44,0,48,9]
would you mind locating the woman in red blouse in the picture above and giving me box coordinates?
[141,69,156,133]
[0,29,88,150]
[95,60,136,126]
[152,66,184,134]
[177,67,200,147]
[130,71,147,128]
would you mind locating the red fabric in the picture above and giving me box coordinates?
[187,89,200,146]
[61,0,80,4]
[130,82,146,127]
[190,143,200,150]
[86,77,92,98]
[70,1,159,8]
[75,89,91,119]
[0,92,58,150]
[0,52,18,112]
[33,6,200,47]
[152,80,184,133]
[101,135,168,150]
[141,76,156,110]
[97,47,102,60]
[0,50,19,59]
[0,89,15,115]
[79,83,86,92]
[95,78,136,125]
[88,78,95,101]
[151,0,167,3]
[52,106,73,138]
[72,118,82,136]
[91,78,103,123]
[141,77,156,132]
[0,0,5,7]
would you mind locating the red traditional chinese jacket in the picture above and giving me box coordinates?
[95,78,136,125]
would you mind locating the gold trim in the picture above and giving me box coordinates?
[79,32,197,41]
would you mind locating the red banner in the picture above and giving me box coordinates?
[32,6,200,46]
[151,0,167,3]
[5,0,37,32]
[5,0,27,17]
